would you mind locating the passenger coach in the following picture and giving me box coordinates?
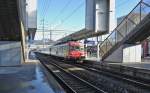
[50,41,86,62]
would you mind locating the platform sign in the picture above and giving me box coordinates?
[84,40,95,45]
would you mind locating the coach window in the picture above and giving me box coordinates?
[70,46,80,51]
[75,46,80,51]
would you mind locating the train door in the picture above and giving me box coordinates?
[63,44,67,57]
[66,45,69,57]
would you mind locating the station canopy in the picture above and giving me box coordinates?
[56,28,107,45]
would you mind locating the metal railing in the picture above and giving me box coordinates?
[99,0,150,57]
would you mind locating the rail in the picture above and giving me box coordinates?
[36,53,106,93]
[43,54,150,92]
[74,63,150,92]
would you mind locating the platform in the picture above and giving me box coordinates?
[84,57,100,62]
[110,62,150,70]
[0,61,65,93]
[84,57,150,70]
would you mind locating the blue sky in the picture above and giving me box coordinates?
[37,0,85,31]
[116,0,140,17]
[36,0,141,40]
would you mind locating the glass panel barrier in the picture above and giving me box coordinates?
[108,31,116,46]
[106,40,113,52]
[143,0,150,6]
[117,20,127,37]
[100,41,107,56]
[141,2,150,20]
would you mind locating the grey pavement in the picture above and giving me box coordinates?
[0,62,64,93]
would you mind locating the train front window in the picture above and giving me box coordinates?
[75,46,80,50]
[70,46,80,51]
[80,47,84,51]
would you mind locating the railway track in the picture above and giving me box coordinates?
[49,55,150,93]
[36,53,150,93]
[36,54,106,93]
[55,57,150,90]
[74,63,150,91]
[48,58,141,92]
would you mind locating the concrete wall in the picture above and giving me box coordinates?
[95,0,109,32]
[85,0,116,32]
[85,0,95,31]
[104,45,123,62]
[17,0,27,30]
[0,42,21,66]
[97,0,116,47]
[0,0,27,66]
[123,44,141,63]
[26,0,37,29]
[109,0,116,32]
[17,0,28,62]
[104,44,142,63]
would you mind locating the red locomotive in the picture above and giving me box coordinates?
[50,41,85,62]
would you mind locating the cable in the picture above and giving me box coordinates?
[41,0,47,17]
[53,0,84,29]
[50,0,73,25]
[116,0,127,6]
[39,0,84,40]
[115,0,139,9]
[43,0,52,18]
[38,0,45,18]
[115,0,130,8]
[40,0,52,19]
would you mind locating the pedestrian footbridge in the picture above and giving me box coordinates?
[100,0,150,61]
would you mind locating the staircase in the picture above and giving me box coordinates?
[99,0,150,60]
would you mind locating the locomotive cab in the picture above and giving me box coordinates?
[49,41,86,63]
[68,42,85,63]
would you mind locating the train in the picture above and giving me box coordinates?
[49,41,86,62]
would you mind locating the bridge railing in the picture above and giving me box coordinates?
[99,0,150,58]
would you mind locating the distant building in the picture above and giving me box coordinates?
[117,15,126,25]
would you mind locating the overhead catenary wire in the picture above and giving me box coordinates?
[40,0,74,41]
[43,0,52,18]
[53,0,85,30]
[37,29,77,32]
[40,0,52,20]
[115,0,133,9]
[50,0,73,25]
[41,0,47,17]
[39,0,85,41]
